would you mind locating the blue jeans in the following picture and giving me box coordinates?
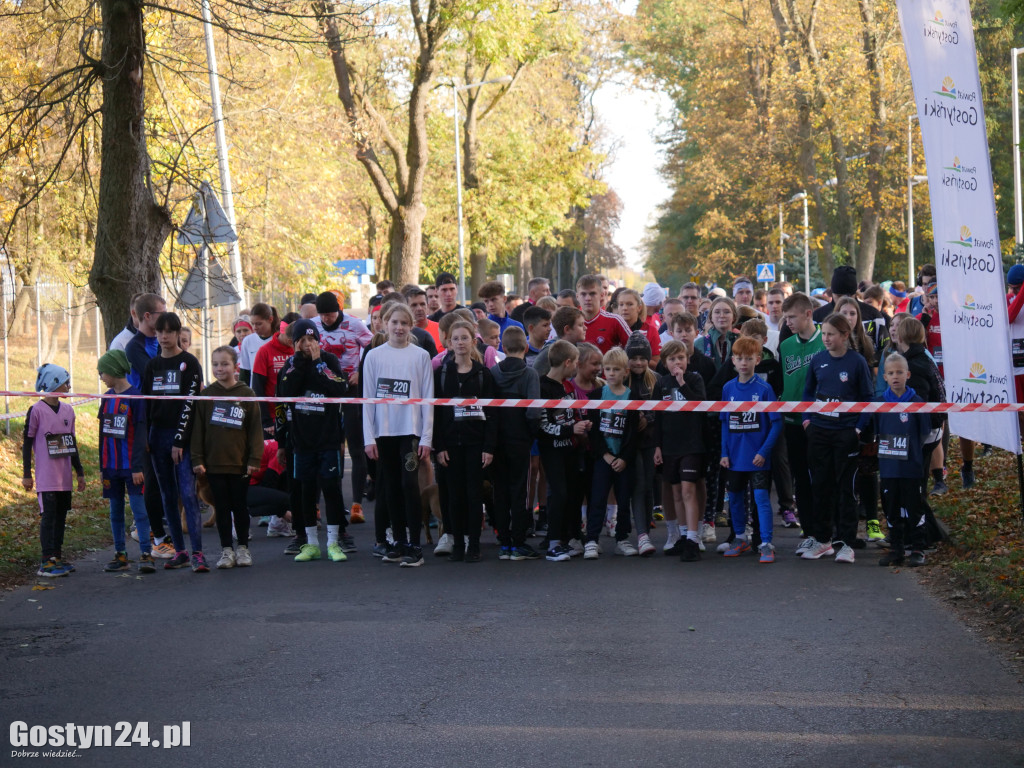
[586,458,633,543]
[149,427,203,553]
[108,485,151,554]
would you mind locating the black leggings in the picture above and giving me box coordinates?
[376,435,423,547]
[297,476,344,532]
[445,444,484,548]
[247,485,289,519]
[538,445,584,544]
[343,404,367,503]
[143,455,167,539]
[491,441,531,546]
[207,473,251,547]
[38,491,71,560]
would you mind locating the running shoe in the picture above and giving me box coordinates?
[216,547,236,569]
[663,528,681,552]
[382,546,405,563]
[545,543,573,562]
[327,543,348,562]
[465,545,481,563]
[511,544,540,561]
[834,544,855,564]
[781,510,799,529]
[36,558,68,578]
[930,479,949,496]
[801,540,835,560]
[637,534,656,557]
[191,552,210,573]
[866,519,885,542]
[340,533,357,553]
[294,544,322,562]
[152,538,176,559]
[283,537,306,556]
[235,545,253,567]
[104,551,129,572]
[758,543,775,564]
[680,539,701,562]
[372,543,388,558]
[652,506,665,521]
[349,503,365,524]
[567,538,585,557]
[258,516,271,527]
[433,533,454,556]
[583,541,600,560]
[165,551,190,569]
[138,553,156,573]
[960,467,976,490]
[400,546,425,567]
[795,537,819,557]
[724,539,751,557]
[907,550,926,567]
[615,540,639,557]
[498,546,513,561]
[701,522,717,543]
[266,517,294,538]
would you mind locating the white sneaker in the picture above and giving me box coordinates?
[795,537,817,557]
[663,527,680,552]
[615,540,639,557]
[130,525,139,543]
[801,540,836,560]
[266,517,294,538]
[638,533,656,557]
[235,545,253,567]
[433,533,453,556]
[716,540,732,553]
[835,544,855,564]
[584,541,600,560]
[567,538,585,557]
[701,523,717,543]
[698,540,706,552]
[216,547,235,569]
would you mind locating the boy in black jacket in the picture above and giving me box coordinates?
[489,327,542,560]
[538,340,591,561]
[276,319,351,563]
[875,354,931,567]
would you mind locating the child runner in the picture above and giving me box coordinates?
[625,332,661,556]
[96,350,154,573]
[434,320,497,562]
[584,347,640,558]
[538,340,591,561]
[719,337,783,563]
[489,326,542,560]
[875,353,931,567]
[238,302,280,385]
[363,304,434,568]
[801,313,873,564]
[277,320,351,563]
[191,346,264,569]
[23,365,86,577]
[142,312,207,572]
[653,342,708,562]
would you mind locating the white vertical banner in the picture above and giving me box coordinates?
[897,0,1021,454]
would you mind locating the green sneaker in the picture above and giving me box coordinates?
[294,543,321,562]
[866,519,886,541]
[327,542,348,562]
[104,552,129,572]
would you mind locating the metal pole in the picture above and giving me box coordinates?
[3,279,9,435]
[778,204,784,265]
[35,281,41,364]
[201,0,246,309]
[453,85,467,305]
[66,283,73,393]
[802,193,810,294]
[201,246,212,379]
[1013,49,1023,246]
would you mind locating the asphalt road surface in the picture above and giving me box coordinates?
[2,503,1022,767]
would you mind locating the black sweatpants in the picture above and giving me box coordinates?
[343,404,368,504]
[143,454,167,539]
[881,476,926,553]
[38,490,72,560]
[376,435,423,548]
[446,444,485,550]
[784,422,812,525]
[247,485,289,519]
[807,424,860,546]
[207,473,251,547]
[538,444,584,545]
[491,440,531,547]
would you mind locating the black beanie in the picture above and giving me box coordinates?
[315,291,341,314]
[625,331,652,361]
[831,266,858,298]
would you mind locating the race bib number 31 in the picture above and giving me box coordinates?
[376,378,411,399]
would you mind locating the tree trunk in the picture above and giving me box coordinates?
[88,0,172,345]
[516,238,532,296]
[388,202,426,286]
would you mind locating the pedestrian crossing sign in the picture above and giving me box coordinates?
[756,263,776,282]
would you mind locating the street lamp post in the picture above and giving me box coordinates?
[784,192,810,294]
[908,174,928,287]
[449,76,513,305]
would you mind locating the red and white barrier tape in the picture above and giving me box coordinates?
[0,389,1017,414]
[0,396,99,422]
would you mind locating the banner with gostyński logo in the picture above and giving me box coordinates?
[896,0,1021,454]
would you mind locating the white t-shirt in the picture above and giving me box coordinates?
[109,326,136,352]
[239,332,272,372]
[362,342,434,448]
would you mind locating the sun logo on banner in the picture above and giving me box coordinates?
[948,225,973,246]
[963,294,977,310]
[964,362,987,384]
[931,10,945,25]
[935,76,957,98]
[951,156,961,171]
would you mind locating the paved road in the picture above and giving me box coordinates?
[1,503,1022,767]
